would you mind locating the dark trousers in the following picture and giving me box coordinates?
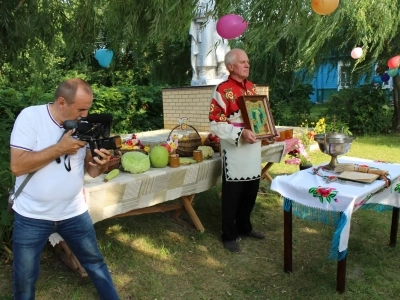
[221,176,260,241]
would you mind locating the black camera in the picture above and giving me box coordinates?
[63,113,122,159]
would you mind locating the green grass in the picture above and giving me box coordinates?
[2,134,400,299]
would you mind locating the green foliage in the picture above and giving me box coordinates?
[0,83,163,255]
[325,85,392,135]
[91,84,164,133]
[269,82,314,126]
[0,89,22,253]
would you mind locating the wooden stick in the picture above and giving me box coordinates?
[334,164,388,176]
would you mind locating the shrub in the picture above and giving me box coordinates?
[325,85,392,135]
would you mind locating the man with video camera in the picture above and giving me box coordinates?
[10,78,120,299]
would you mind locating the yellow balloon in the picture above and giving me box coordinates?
[311,0,340,15]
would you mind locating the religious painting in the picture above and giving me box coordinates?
[238,95,278,140]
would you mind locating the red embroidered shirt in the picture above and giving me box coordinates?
[209,76,257,123]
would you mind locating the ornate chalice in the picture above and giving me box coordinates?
[314,132,356,170]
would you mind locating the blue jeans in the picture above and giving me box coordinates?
[12,211,119,300]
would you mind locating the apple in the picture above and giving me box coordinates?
[161,142,171,153]
[208,133,220,143]
[208,133,216,141]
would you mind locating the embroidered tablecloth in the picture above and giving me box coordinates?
[271,156,400,260]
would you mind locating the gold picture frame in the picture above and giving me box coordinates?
[238,95,278,140]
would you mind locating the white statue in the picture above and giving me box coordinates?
[189,0,230,86]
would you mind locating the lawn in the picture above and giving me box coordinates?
[1,134,400,299]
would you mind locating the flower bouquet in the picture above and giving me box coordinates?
[284,140,312,169]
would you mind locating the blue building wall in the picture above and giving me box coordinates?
[310,64,338,103]
[309,62,391,103]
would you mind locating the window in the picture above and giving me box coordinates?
[338,63,351,89]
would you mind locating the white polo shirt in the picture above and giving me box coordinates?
[10,104,88,221]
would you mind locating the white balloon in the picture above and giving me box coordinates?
[351,47,363,59]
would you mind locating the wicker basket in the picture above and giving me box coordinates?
[167,125,202,157]
[106,156,121,173]
[204,138,220,153]
[261,138,276,146]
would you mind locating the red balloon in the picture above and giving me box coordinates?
[216,14,247,40]
[388,55,400,69]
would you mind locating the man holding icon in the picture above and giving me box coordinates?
[209,49,265,253]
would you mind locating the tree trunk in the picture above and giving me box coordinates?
[392,76,400,131]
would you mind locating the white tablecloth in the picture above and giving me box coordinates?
[271,156,400,260]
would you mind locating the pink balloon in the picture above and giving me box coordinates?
[350,47,363,59]
[216,14,247,40]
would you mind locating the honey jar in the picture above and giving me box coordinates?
[193,150,203,162]
[169,154,180,168]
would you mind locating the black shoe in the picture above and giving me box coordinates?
[223,239,241,252]
[245,230,265,240]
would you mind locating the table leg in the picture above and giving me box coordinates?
[283,205,293,273]
[181,195,205,232]
[336,255,347,293]
[261,162,274,183]
[390,207,399,246]
[55,241,87,278]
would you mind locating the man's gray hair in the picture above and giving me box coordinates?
[224,50,237,67]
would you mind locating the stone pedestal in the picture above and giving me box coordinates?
[162,85,269,132]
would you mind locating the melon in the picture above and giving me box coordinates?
[149,145,169,168]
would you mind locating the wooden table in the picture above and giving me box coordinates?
[84,154,223,231]
[261,137,299,182]
[84,138,293,227]
[53,137,294,275]
[271,156,400,293]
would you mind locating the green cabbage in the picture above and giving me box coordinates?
[197,146,214,159]
[121,151,151,174]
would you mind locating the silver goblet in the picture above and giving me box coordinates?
[314,132,356,170]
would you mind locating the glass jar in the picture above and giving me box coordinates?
[193,150,203,162]
[169,154,180,168]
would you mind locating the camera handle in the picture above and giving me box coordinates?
[88,139,102,161]
[55,129,70,164]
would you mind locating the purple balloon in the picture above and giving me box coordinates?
[216,14,247,40]
[381,73,390,82]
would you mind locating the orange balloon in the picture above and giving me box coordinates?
[311,0,340,15]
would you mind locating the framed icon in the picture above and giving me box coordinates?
[238,95,278,140]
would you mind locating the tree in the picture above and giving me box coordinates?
[2,1,400,127]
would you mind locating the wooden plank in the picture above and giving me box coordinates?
[283,205,293,273]
[181,195,205,232]
[55,241,88,278]
[261,162,274,182]
[336,256,347,293]
[112,203,184,218]
[390,207,399,246]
